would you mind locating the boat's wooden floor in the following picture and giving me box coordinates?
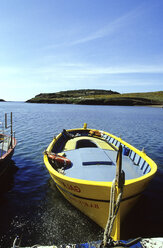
[63,147,144,181]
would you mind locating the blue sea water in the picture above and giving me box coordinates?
[0,102,163,247]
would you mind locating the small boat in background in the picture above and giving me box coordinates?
[0,112,17,177]
[44,123,157,241]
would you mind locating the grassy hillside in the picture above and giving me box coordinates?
[27,90,163,106]
[32,89,119,99]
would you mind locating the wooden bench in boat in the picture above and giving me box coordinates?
[64,136,115,151]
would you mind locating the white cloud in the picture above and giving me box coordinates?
[75,64,163,75]
[33,63,163,77]
[45,3,146,49]
[1,63,163,85]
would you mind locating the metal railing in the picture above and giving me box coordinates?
[101,132,151,175]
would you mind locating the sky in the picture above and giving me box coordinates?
[0,0,163,101]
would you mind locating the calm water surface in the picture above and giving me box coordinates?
[0,102,163,247]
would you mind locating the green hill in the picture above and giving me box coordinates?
[27,90,163,106]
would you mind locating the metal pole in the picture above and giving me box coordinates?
[5,113,7,129]
[11,112,13,148]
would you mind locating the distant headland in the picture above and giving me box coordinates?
[0,99,5,102]
[26,89,163,106]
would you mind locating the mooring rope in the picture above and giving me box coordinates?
[12,236,39,248]
[102,145,125,247]
[102,179,124,247]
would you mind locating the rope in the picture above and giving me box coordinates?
[102,178,124,247]
[101,145,125,247]
[12,236,39,248]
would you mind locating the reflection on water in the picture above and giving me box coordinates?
[0,102,162,247]
[0,160,18,194]
[122,169,163,239]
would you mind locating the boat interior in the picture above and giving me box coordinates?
[50,130,151,182]
[0,135,12,157]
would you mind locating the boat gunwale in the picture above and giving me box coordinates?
[0,136,17,160]
[44,127,157,187]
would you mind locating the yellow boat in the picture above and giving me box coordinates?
[44,123,157,240]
